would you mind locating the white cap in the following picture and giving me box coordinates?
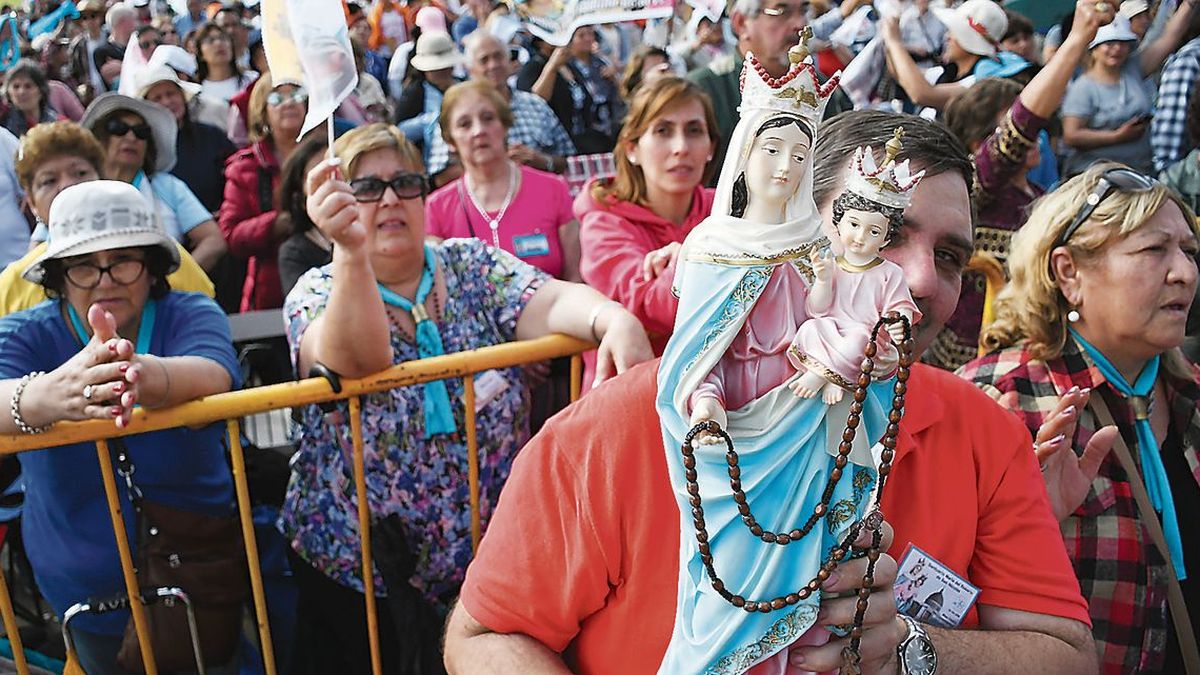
[932,0,1008,57]
[1090,13,1139,49]
[1119,0,1150,19]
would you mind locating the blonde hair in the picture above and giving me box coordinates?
[247,73,275,142]
[437,80,514,152]
[981,162,1199,359]
[333,122,424,179]
[592,76,718,206]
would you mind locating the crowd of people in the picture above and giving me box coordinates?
[1,0,1200,672]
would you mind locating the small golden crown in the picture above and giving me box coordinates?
[845,128,926,210]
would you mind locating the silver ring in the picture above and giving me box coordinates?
[83,384,94,400]
[1096,2,1111,12]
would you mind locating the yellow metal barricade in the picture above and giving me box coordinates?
[0,335,591,675]
[967,252,1008,356]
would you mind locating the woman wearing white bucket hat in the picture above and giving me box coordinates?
[395,30,463,146]
[28,93,228,274]
[136,64,236,212]
[880,0,1008,112]
[1062,0,1200,176]
[0,179,242,674]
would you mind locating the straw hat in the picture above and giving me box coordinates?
[410,32,463,72]
[23,181,180,284]
[81,93,178,173]
[932,0,1008,58]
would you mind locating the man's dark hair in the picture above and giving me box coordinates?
[813,110,974,210]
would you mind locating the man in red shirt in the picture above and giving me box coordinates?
[444,111,1099,674]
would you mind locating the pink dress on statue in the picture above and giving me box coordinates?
[787,258,920,388]
[688,263,811,413]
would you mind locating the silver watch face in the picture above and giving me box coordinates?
[902,634,937,675]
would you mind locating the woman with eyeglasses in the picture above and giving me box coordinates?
[28,95,227,275]
[284,123,651,671]
[958,163,1200,673]
[219,74,308,312]
[0,179,243,674]
[152,15,179,47]
[194,23,257,105]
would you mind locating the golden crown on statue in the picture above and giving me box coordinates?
[845,127,927,210]
[738,27,841,128]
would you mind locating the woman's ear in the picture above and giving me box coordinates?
[1050,246,1083,305]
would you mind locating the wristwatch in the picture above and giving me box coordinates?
[896,615,937,675]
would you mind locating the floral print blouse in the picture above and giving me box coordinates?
[279,239,548,609]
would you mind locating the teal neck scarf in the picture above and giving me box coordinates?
[377,245,455,438]
[1071,328,1186,580]
[66,299,157,355]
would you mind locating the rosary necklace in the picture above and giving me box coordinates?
[465,161,519,249]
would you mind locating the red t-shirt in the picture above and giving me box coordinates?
[459,360,1091,673]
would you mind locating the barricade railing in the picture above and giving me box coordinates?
[0,334,592,675]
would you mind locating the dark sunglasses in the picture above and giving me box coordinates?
[104,118,152,140]
[1055,167,1158,248]
[349,173,427,202]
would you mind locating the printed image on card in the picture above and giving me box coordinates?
[893,544,981,629]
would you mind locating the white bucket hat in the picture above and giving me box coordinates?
[81,93,178,173]
[148,44,198,78]
[23,181,180,284]
[410,31,464,72]
[1090,13,1139,49]
[932,0,1008,57]
[135,64,203,101]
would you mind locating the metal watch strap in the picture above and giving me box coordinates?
[897,615,937,675]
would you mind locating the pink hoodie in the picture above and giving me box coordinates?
[575,180,715,388]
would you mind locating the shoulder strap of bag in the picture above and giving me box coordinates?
[1091,397,1200,675]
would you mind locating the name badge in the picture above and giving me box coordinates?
[474,370,510,412]
[512,233,551,259]
[893,544,980,628]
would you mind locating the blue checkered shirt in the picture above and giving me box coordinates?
[425,88,577,176]
[1152,37,1200,171]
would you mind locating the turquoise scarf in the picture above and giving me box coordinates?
[377,245,455,438]
[1071,328,1186,580]
[66,299,157,355]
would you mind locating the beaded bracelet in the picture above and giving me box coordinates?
[10,371,50,434]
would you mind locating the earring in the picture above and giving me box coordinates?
[1067,308,1080,322]
[628,156,638,166]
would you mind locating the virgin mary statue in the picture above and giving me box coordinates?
[655,36,895,674]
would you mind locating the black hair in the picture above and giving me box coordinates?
[3,58,52,116]
[40,245,174,299]
[831,190,904,248]
[277,135,328,235]
[730,115,813,218]
[1002,9,1034,42]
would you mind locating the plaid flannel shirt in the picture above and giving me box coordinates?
[1152,37,1200,172]
[958,338,1200,674]
[425,88,577,176]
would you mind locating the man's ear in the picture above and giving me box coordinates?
[729,10,748,40]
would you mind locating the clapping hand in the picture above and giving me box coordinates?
[1034,386,1118,522]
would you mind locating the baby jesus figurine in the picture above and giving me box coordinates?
[787,131,924,405]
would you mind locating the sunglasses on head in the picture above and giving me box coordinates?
[1055,167,1158,248]
[267,89,308,107]
[349,173,427,202]
[104,118,152,140]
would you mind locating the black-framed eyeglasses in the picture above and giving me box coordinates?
[104,118,152,140]
[349,173,428,202]
[63,259,146,288]
[1055,167,1158,248]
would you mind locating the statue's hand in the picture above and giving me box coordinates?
[689,397,728,446]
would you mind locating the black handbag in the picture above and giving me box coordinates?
[107,439,250,673]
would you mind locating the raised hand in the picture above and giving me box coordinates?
[306,158,365,251]
[1034,386,1118,522]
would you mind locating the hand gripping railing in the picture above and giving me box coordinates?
[0,334,592,675]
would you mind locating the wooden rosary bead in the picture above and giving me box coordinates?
[834,455,848,469]
[689,495,702,508]
[860,358,874,373]
[864,342,877,357]
[807,579,821,592]
[750,524,764,537]
[896,369,909,382]
[726,451,739,466]
[850,626,863,640]
[857,588,872,600]
[685,468,698,482]
[786,593,800,605]
[895,382,907,396]
[687,483,700,496]
[738,502,751,516]
[763,532,777,543]
[698,542,710,554]
[817,568,831,581]
[729,465,741,480]
[730,479,742,492]
[712,579,725,593]
[850,402,863,415]
[771,598,787,610]
[814,503,828,516]
[731,596,745,608]
[744,601,758,612]
[857,373,871,388]
[797,588,811,600]
[886,423,899,437]
[847,415,860,429]
[775,533,790,545]
[888,409,902,424]
[683,455,696,469]
[758,603,772,613]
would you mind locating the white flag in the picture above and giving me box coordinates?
[262,0,357,139]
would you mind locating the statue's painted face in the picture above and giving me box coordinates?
[743,121,809,212]
[837,208,890,257]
